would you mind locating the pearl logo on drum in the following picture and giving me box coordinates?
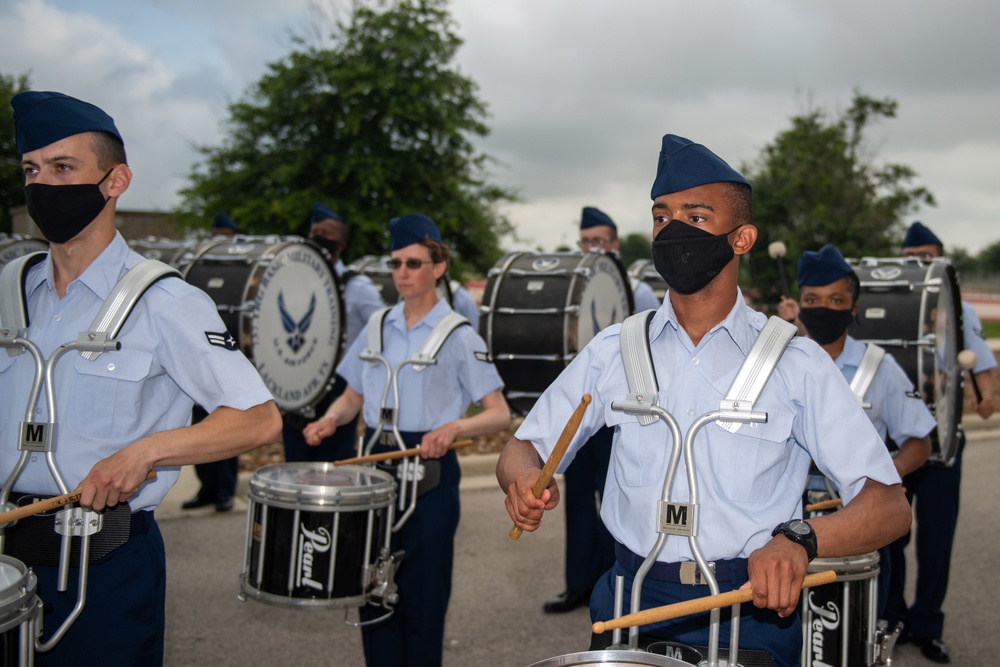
[806,589,841,667]
[296,523,333,591]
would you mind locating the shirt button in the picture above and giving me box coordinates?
[107,363,116,371]
[692,357,699,365]
[687,409,695,416]
[53,314,61,322]
[30,455,37,463]
[34,407,42,414]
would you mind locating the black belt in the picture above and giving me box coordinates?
[4,494,152,567]
[615,542,748,586]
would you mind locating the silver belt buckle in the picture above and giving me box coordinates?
[379,431,395,446]
[679,561,715,585]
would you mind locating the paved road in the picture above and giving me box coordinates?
[159,420,1000,666]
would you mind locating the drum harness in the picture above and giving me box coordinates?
[0,251,179,655]
[358,306,470,532]
[609,309,797,667]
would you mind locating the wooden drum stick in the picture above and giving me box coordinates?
[804,498,843,513]
[509,394,592,541]
[0,469,158,524]
[334,439,473,466]
[592,569,837,634]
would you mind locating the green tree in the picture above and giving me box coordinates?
[619,232,651,269]
[743,91,935,304]
[1,73,31,234]
[978,239,1000,273]
[178,0,516,276]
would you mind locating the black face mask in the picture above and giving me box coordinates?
[24,169,113,244]
[651,219,738,295]
[798,306,855,345]
[309,235,341,259]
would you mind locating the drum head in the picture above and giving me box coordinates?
[627,258,668,303]
[0,555,36,632]
[0,234,48,271]
[527,650,692,666]
[848,258,964,465]
[249,463,395,509]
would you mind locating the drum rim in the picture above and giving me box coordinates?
[0,554,37,632]
[239,576,368,610]
[527,649,694,666]
[248,463,396,507]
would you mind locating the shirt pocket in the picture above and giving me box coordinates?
[67,350,153,438]
[606,405,666,488]
[708,403,795,503]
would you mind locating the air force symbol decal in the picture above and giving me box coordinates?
[206,331,239,350]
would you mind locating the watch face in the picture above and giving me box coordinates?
[789,520,811,536]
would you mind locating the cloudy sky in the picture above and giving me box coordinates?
[3,0,998,254]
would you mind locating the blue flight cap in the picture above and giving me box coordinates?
[212,212,240,233]
[580,206,616,230]
[389,213,442,250]
[650,134,750,200]
[310,202,342,225]
[902,221,942,248]
[12,90,123,154]
[797,244,854,287]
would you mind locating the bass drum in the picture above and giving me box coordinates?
[481,251,634,415]
[127,235,197,270]
[0,234,47,272]
[348,255,453,306]
[847,257,964,466]
[627,258,668,304]
[183,235,345,417]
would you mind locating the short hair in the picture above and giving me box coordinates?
[90,131,127,170]
[725,182,752,227]
[420,239,451,265]
[843,272,861,307]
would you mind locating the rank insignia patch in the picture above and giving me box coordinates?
[206,331,239,350]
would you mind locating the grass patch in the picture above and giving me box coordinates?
[982,320,1000,339]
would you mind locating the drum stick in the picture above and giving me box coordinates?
[958,350,983,403]
[804,498,842,512]
[0,470,157,524]
[334,440,473,466]
[509,394,592,541]
[592,569,837,634]
[767,241,791,298]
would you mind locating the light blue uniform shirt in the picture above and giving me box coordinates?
[451,284,480,331]
[516,290,901,563]
[0,233,274,511]
[962,302,997,373]
[335,259,385,348]
[338,298,503,431]
[835,336,936,444]
[633,280,661,312]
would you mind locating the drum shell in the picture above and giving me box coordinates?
[241,464,395,609]
[627,258,668,303]
[801,552,879,667]
[182,236,345,416]
[481,251,634,415]
[127,236,197,270]
[0,234,47,272]
[0,554,38,665]
[847,258,964,466]
[527,649,692,666]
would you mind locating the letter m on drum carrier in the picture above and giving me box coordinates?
[658,501,695,536]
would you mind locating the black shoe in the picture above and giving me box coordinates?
[911,637,950,664]
[181,496,212,510]
[543,589,591,614]
[215,497,234,512]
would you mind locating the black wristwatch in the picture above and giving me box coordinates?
[772,519,817,561]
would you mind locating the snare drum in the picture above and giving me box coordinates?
[0,234,47,272]
[528,650,691,667]
[627,258,668,304]
[481,251,634,414]
[183,236,345,416]
[0,555,37,666]
[127,235,197,269]
[847,257,964,466]
[348,255,453,306]
[801,552,879,667]
[240,463,396,609]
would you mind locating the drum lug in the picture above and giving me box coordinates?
[53,507,102,537]
[368,548,405,608]
[873,619,902,666]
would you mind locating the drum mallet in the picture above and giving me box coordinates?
[334,439,473,466]
[958,350,983,403]
[509,394,591,541]
[0,470,157,524]
[767,241,792,298]
[592,569,837,634]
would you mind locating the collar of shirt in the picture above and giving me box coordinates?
[650,287,762,355]
[834,336,865,375]
[26,232,132,302]
[383,297,452,335]
[334,258,346,276]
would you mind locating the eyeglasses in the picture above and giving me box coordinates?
[578,237,612,249]
[387,258,435,270]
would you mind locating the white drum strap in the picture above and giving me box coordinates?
[362,307,393,358]
[411,312,469,369]
[619,310,660,426]
[0,251,49,356]
[849,343,885,408]
[79,260,181,361]
[717,316,797,433]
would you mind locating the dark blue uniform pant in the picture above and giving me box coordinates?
[884,434,964,639]
[190,405,237,501]
[33,512,166,666]
[359,430,461,667]
[562,425,615,592]
[282,376,358,463]
[591,558,800,667]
